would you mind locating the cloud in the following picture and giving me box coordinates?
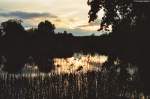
[54,18,62,22]
[77,19,101,28]
[77,23,98,28]
[0,11,57,19]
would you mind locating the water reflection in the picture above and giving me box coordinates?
[53,53,108,74]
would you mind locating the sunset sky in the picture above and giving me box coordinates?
[0,0,105,36]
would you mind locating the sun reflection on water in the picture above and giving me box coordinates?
[53,53,108,74]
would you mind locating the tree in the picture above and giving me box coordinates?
[87,0,150,49]
[87,0,150,94]
[37,20,55,36]
[0,28,2,37]
[0,19,27,73]
[88,0,150,31]
[87,0,150,60]
[1,19,25,38]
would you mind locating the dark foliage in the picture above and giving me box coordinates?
[88,0,150,94]
[37,20,55,36]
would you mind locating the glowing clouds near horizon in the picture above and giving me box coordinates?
[53,53,108,74]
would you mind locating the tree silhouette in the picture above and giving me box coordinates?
[38,20,55,36]
[88,0,150,94]
[0,19,27,73]
[88,0,143,30]
[0,28,2,37]
[87,0,150,43]
[1,19,25,37]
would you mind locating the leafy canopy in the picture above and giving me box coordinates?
[87,0,149,32]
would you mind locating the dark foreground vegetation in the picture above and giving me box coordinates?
[0,58,142,99]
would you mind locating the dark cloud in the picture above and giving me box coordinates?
[54,18,62,22]
[77,19,101,28]
[77,23,97,28]
[0,11,57,19]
